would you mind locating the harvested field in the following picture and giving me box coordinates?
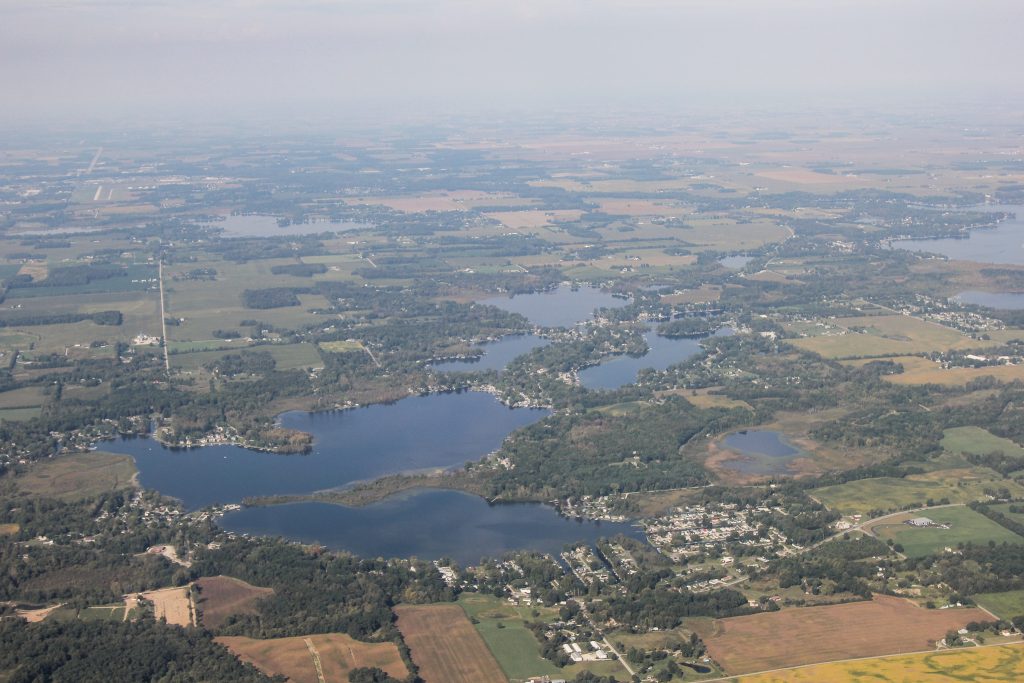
[218,633,407,683]
[735,642,1024,682]
[883,355,1024,386]
[485,209,585,231]
[196,575,274,629]
[141,586,194,627]
[395,604,506,683]
[697,594,988,675]
[0,523,18,536]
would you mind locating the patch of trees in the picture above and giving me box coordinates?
[191,537,454,640]
[0,619,275,683]
[348,668,402,683]
[206,351,277,378]
[769,537,890,599]
[909,542,1024,595]
[658,318,719,338]
[271,263,328,277]
[490,398,751,499]
[0,310,121,327]
[590,585,751,630]
[241,287,310,309]
[6,264,124,289]
[964,451,1024,477]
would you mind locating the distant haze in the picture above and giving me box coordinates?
[2,0,1023,126]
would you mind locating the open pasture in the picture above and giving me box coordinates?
[395,603,506,683]
[878,355,1024,386]
[813,468,1024,516]
[791,314,990,358]
[697,594,988,675]
[866,506,1024,558]
[218,633,407,683]
[8,451,136,501]
[734,643,1024,683]
[195,575,274,630]
[170,342,323,373]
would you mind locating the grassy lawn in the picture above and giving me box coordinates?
[871,506,1024,558]
[973,589,1024,620]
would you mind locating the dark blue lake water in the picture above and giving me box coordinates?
[431,334,549,373]
[954,290,1024,310]
[480,285,629,328]
[891,205,1024,265]
[579,328,734,390]
[220,490,644,566]
[720,430,802,475]
[99,392,547,510]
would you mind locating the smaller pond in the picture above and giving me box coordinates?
[204,215,366,238]
[431,334,549,373]
[220,489,644,567]
[719,255,754,269]
[720,430,802,475]
[580,328,733,390]
[954,291,1024,310]
[480,285,630,328]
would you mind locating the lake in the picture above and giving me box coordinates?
[891,205,1024,265]
[480,284,629,328]
[99,392,548,510]
[719,255,754,269]
[220,490,644,567]
[954,290,1024,310]
[204,214,367,238]
[720,430,802,475]
[431,334,549,373]
[580,328,734,390]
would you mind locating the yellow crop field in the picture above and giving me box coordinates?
[735,643,1024,682]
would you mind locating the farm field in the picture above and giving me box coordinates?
[7,451,136,501]
[195,575,274,629]
[734,643,1024,682]
[813,468,1024,516]
[867,507,1024,558]
[973,590,1024,621]
[218,633,407,683]
[695,594,988,675]
[140,586,194,627]
[395,603,506,683]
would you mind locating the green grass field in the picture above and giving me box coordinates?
[0,407,43,422]
[941,426,1024,459]
[871,506,1024,558]
[973,590,1024,620]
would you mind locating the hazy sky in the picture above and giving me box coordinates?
[2,0,1023,126]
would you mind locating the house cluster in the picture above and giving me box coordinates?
[643,503,783,563]
[560,640,610,662]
